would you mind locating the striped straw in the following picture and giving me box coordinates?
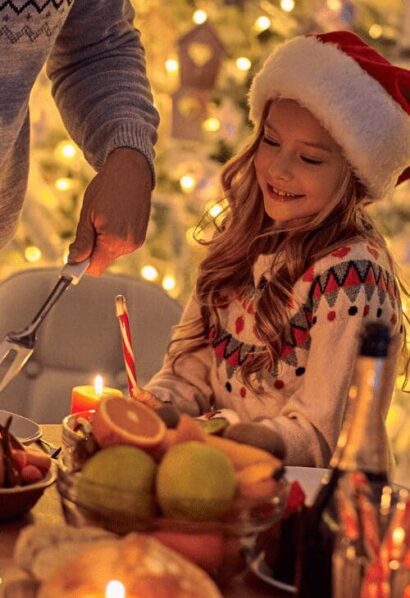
[115,295,138,396]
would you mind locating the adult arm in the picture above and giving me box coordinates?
[46,0,159,273]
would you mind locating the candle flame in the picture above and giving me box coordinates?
[105,580,126,598]
[392,526,405,546]
[94,375,104,397]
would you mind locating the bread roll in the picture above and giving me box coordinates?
[38,532,222,598]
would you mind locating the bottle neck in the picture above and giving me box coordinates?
[331,355,388,476]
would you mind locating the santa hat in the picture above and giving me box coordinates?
[248,31,410,201]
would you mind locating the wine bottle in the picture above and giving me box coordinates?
[296,321,392,598]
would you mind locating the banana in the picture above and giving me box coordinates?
[205,434,280,471]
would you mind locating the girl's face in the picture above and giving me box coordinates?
[254,99,346,226]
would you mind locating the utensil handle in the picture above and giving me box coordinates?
[60,259,90,285]
[10,259,90,343]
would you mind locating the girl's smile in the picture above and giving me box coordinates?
[267,183,305,201]
[254,98,346,225]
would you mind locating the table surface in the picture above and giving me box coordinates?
[0,425,290,598]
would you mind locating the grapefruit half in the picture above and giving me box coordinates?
[92,396,166,449]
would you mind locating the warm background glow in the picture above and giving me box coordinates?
[1,0,408,483]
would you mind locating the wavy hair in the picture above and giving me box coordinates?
[169,103,408,393]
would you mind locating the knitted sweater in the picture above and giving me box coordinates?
[0,0,159,248]
[147,240,403,468]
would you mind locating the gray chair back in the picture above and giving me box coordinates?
[0,268,182,422]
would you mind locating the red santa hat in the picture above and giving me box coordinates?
[248,31,410,201]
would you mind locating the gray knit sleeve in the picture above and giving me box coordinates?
[46,0,159,182]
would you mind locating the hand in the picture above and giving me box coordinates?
[223,423,287,460]
[68,148,152,276]
[132,387,180,428]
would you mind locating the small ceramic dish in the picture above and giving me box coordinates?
[0,463,57,521]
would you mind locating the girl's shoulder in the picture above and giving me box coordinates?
[303,239,394,281]
[292,239,398,308]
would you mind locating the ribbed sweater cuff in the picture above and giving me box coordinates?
[94,122,156,187]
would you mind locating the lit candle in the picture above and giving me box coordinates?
[105,580,126,598]
[71,375,123,414]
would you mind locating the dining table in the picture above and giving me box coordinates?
[0,424,291,598]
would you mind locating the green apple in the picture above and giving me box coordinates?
[78,445,156,520]
[156,441,236,521]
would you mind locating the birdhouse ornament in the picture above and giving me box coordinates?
[178,21,225,89]
[172,21,226,140]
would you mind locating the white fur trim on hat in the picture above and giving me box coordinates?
[248,36,410,200]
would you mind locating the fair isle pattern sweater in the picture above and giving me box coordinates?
[0,0,159,247]
[147,240,403,468]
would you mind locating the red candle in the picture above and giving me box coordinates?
[71,375,123,414]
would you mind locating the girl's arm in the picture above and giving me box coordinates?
[145,296,215,416]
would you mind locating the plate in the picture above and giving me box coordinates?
[0,410,42,444]
[250,550,297,593]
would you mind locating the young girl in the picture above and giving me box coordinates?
[146,31,410,468]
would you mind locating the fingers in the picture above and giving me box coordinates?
[68,148,152,275]
[86,236,139,276]
[223,423,287,460]
[67,219,95,266]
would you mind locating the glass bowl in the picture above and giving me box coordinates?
[56,451,287,584]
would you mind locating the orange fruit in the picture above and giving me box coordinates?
[92,396,166,449]
[152,530,224,572]
[174,414,206,444]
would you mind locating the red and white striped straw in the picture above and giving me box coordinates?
[115,295,138,396]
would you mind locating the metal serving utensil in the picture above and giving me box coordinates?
[0,259,89,394]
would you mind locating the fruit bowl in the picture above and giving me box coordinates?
[0,463,57,521]
[56,451,287,584]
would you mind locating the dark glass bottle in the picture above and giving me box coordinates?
[296,321,392,598]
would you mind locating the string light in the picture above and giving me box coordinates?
[105,580,126,598]
[369,24,383,39]
[208,203,223,218]
[56,141,77,160]
[193,10,207,24]
[55,177,72,191]
[203,117,221,132]
[236,57,251,72]
[326,0,342,10]
[141,265,159,281]
[24,246,42,263]
[165,58,179,73]
[180,174,196,192]
[280,0,295,12]
[254,16,271,32]
[162,275,176,291]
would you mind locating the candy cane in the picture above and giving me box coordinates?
[115,295,138,396]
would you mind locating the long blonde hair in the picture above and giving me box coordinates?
[169,104,407,392]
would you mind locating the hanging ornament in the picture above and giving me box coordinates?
[178,21,226,90]
[171,87,208,140]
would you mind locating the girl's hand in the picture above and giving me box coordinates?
[132,387,180,428]
[131,387,163,409]
[224,423,287,460]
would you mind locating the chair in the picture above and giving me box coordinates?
[0,268,183,423]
